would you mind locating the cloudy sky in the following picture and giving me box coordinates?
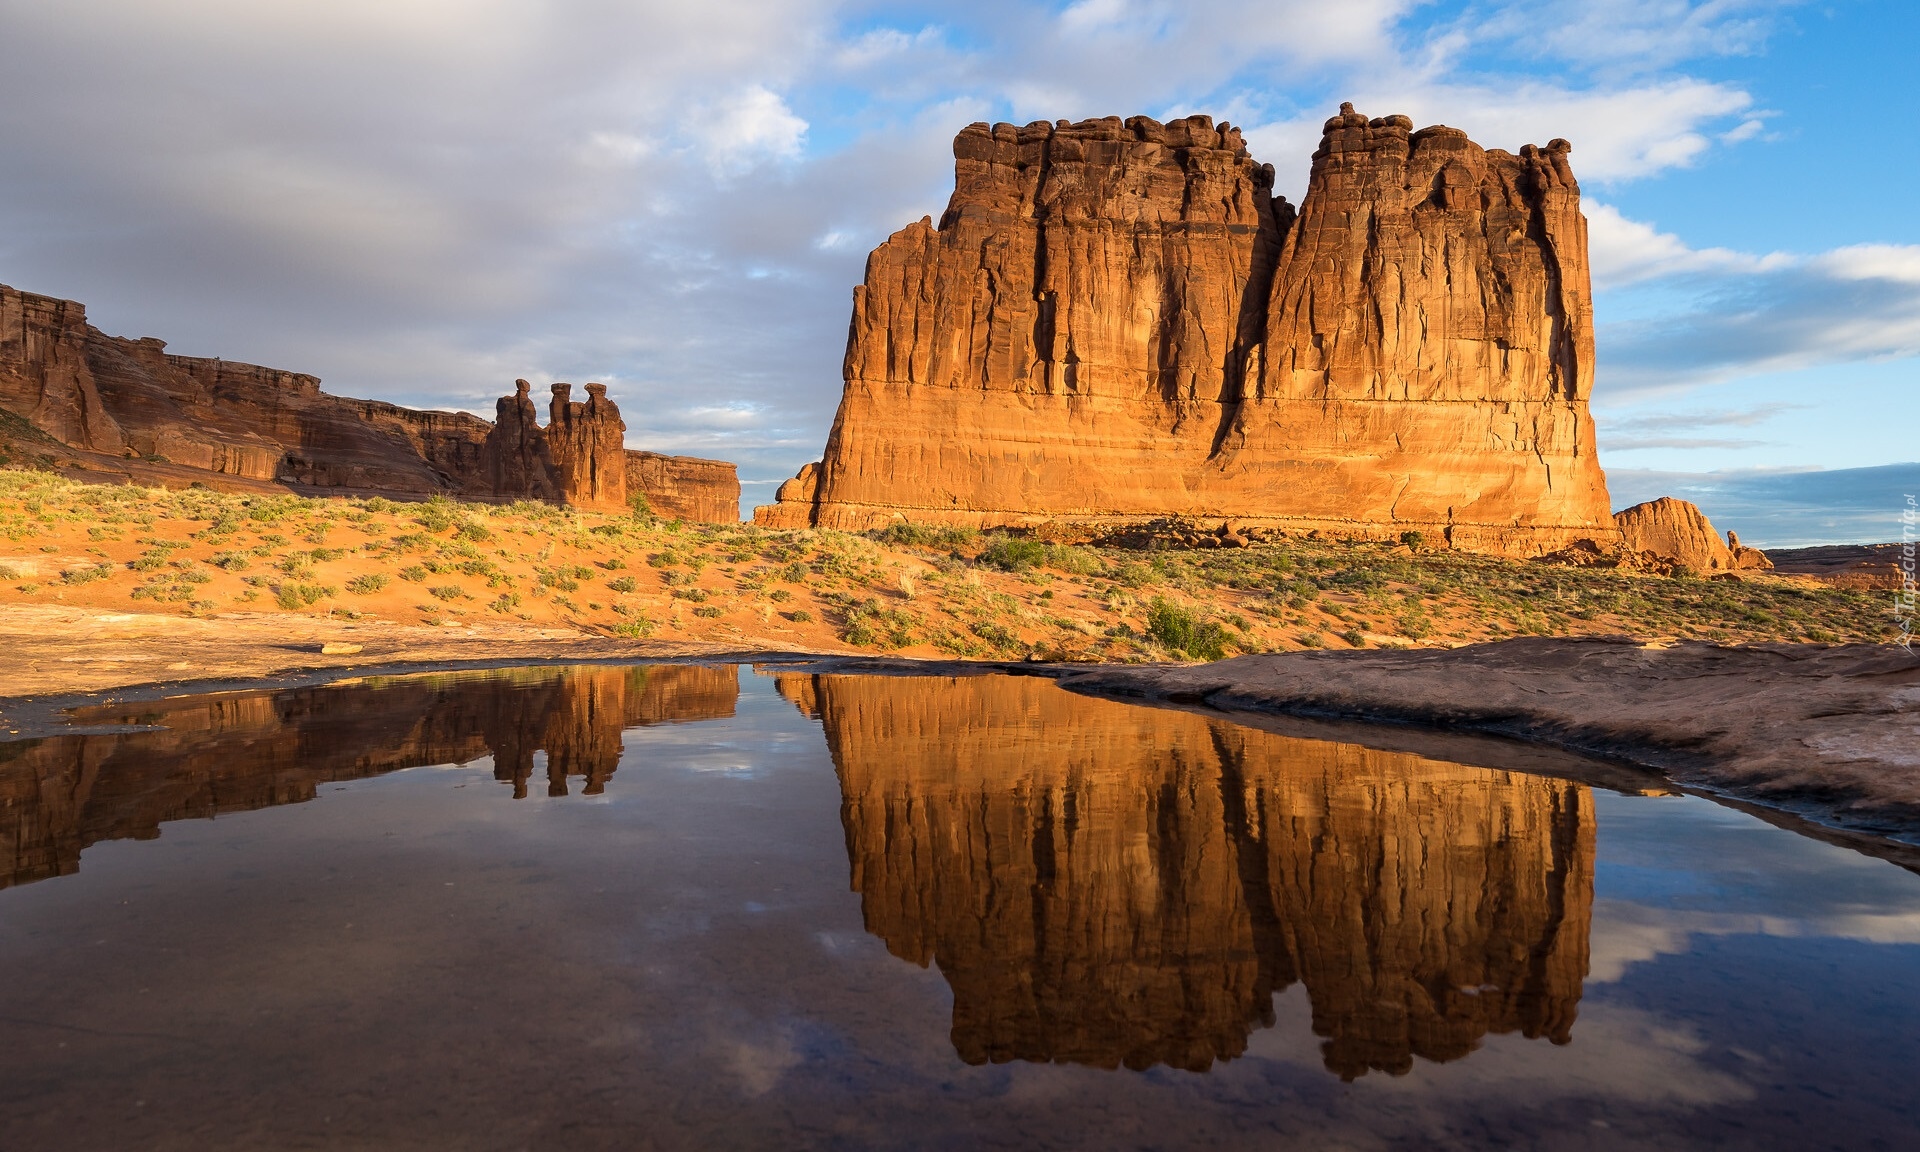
[1,0,1913,542]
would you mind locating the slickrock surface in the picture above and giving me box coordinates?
[784,672,1590,1078]
[1055,639,1920,855]
[1615,496,1772,572]
[1,283,739,520]
[0,664,737,889]
[1768,542,1912,589]
[759,106,1615,555]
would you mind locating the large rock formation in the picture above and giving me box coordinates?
[757,106,1617,555]
[1614,497,1772,572]
[790,672,1592,1078]
[0,282,741,520]
[0,664,738,890]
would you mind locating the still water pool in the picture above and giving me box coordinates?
[1,664,1916,1150]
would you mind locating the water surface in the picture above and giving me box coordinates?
[1,665,1915,1149]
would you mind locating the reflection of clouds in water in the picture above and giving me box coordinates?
[728,1031,802,1098]
[1591,791,1920,983]
[1244,989,1752,1109]
[1589,901,1920,984]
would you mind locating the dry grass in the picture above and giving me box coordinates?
[0,469,1900,662]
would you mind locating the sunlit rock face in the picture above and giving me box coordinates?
[756,106,1615,555]
[798,672,1593,1078]
[0,665,737,889]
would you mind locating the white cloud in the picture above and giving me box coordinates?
[703,86,810,178]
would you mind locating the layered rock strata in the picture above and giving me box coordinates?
[1614,497,1772,572]
[0,664,738,890]
[793,672,1593,1078]
[757,107,1617,555]
[0,283,740,520]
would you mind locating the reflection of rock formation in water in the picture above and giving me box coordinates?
[0,665,737,889]
[792,672,1592,1078]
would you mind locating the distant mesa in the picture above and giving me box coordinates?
[0,284,739,522]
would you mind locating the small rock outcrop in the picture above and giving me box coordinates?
[1614,497,1772,572]
[757,105,1616,556]
[1,282,742,520]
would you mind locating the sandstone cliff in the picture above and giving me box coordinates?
[0,282,741,520]
[757,107,1617,555]
[1615,497,1772,572]
[0,664,737,890]
[799,672,1592,1078]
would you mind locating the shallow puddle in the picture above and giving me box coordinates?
[1,664,1915,1149]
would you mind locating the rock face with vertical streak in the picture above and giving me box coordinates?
[756,106,1618,555]
[799,672,1593,1077]
[544,383,629,512]
[0,281,742,520]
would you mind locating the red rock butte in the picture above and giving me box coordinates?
[757,105,1618,555]
[0,286,739,522]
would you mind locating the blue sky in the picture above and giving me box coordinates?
[0,0,1913,543]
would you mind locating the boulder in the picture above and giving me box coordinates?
[1613,497,1770,572]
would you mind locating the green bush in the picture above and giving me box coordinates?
[275,582,334,610]
[346,574,389,594]
[788,609,814,623]
[398,565,428,582]
[874,522,978,549]
[1339,627,1367,648]
[979,536,1048,571]
[1145,597,1232,661]
[428,585,465,601]
[607,576,637,593]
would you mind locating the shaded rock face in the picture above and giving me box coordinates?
[793,672,1593,1078]
[626,450,742,523]
[1615,497,1773,572]
[0,282,741,520]
[0,665,738,891]
[758,106,1616,556]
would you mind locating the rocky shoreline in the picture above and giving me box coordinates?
[1051,638,1920,865]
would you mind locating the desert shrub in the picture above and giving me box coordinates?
[672,587,710,602]
[768,588,792,603]
[414,495,459,533]
[969,619,1019,649]
[1400,530,1425,549]
[611,619,653,638]
[398,566,428,582]
[1339,627,1367,648]
[978,536,1048,572]
[628,493,654,522]
[692,605,723,618]
[487,591,522,614]
[428,585,465,601]
[455,522,492,543]
[1144,597,1231,661]
[346,574,389,594]
[607,576,637,593]
[209,551,251,571]
[1297,631,1324,648]
[60,563,115,586]
[275,582,334,610]
[873,522,978,549]
[787,609,813,623]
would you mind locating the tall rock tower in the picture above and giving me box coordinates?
[756,106,1617,555]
